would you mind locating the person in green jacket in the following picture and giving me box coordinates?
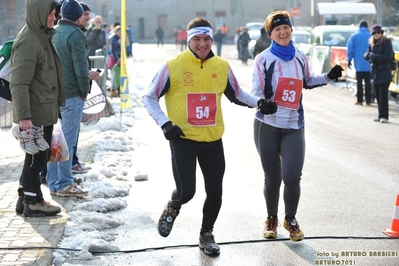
[46,0,90,198]
[11,0,65,217]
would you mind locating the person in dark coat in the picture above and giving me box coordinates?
[253,28,271,58]
[155,26,164,48]
[238,27,251,65]
[213,28,224,56]
[364,24,394,123]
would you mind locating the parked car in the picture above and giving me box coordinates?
[248,29,311,59]
[244,22,263,59]
[245,22,264,39]
[311,25,358,47]
[391,36,399,52]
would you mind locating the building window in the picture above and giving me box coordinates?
[102,5,107,19]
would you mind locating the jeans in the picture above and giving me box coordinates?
[47,97,85,192]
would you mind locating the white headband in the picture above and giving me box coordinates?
[187,27,213,43]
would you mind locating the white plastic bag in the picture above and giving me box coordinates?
[48,120,69,162]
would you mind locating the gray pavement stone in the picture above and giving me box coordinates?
[0,126,96,265]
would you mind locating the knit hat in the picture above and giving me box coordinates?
[61,0,84,21]
[359,21,368,28]
[79,2,90,12]
[371,24,383,35]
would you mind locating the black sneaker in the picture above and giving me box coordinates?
[16,196,24,214]
[157,201,179,237]
[23,201,61,217]
[199,230,220,255]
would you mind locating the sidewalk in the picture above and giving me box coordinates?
[0,127,98,265]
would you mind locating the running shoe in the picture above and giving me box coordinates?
[263,216,278,239]
[199,230,220,255]
[157,201,179,237]
[283,217,304,242]
[12,125,39,155]
[33,125,50,151]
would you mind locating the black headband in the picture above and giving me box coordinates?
[268,15,292,35]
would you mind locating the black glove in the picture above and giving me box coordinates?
[161,121,185,140]
[327,64,344,82]
[257,99,278,115]
[347,61,352,69]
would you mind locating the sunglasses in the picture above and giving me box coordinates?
[372,31,382,35]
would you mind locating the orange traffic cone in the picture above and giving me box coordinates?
[383,194,399,237]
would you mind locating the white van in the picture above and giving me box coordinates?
[311,25,358,47]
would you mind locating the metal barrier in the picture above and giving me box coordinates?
[0,97,12,129]
[89,53,108,93]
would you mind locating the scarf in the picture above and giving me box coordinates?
[270,40,295,61]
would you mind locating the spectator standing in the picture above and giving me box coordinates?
[213,28,224,56]
[85,15,107,57]
[253,28,271,58]
[142,17,273,256]
[110,25,122,97]
[11,0,64,217]
[155,26,164,48]
[177,26,187,52]
[220,23,229,43]
[364,24,394,123]
[238,27,251,65]
[71,1,98,174]
[46,0,90,197]
[347,21,372,105]
[251,10,343,242]
[234,27,242,59]
[127,25,135,57]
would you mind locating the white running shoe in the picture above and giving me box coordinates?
[33,125,50,151]
[12,125,39,155]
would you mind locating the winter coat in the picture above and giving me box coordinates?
[238,32,251,47]
[11,0,65,126]
[364,37,394,85]
[85,28,106,56]
[54,20,90,99]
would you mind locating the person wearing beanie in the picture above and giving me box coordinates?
[47,0,90,197]
[252,10,343,243]
[69,1,100,175]
[61,0,83,21]
[79,2,90,13]
[142,17,269,256]
[347,20,372,105]
[364,24,393,123]
[11,0,65,217]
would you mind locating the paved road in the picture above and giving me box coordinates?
[2,43,399,265]
[60,44,399,265]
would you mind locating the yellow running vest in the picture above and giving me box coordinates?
[165,50,229,142]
